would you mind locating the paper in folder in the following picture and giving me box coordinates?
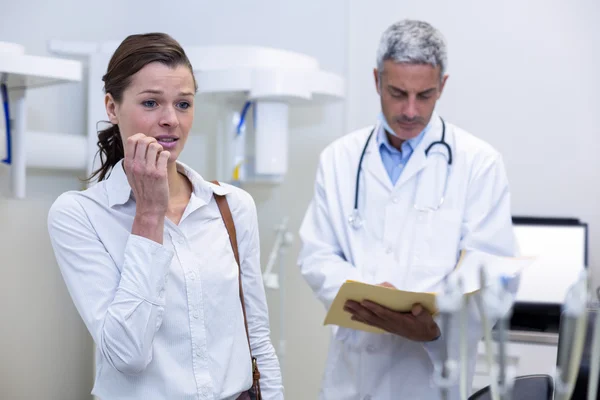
[323,251,536,334]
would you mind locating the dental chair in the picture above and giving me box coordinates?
[468,374,553,400]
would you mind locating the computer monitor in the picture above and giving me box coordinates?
[509,217,588,332]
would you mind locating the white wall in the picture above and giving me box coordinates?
[1,1,348,399]
[348,0,600,285]
[4,1,598,399]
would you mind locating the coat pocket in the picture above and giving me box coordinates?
[409,209,463,291]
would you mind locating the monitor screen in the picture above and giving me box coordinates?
[512,218,587,304]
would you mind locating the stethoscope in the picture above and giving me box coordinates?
[348,116,452,230]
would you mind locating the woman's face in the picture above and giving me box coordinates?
[105,62,196,163]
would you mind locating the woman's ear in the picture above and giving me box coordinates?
[105,93,119,124]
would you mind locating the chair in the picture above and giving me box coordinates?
[468,374,554,400]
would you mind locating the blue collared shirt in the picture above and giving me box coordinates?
[377,122,430,185]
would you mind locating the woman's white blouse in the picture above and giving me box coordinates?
[47,160,283,400]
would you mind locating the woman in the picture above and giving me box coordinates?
[47,32,283,400]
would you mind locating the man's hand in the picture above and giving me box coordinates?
[343,282,440,342]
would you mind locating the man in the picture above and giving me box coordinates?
[297,19,518,399]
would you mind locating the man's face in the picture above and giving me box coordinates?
[374,60,448,140]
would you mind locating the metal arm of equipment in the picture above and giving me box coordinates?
[262,216,294,290]
[554,269,589,400]
[587,302,600,400]
[475,267,517,400]
[433,274,466,400]
[261,216,295,370]
[459,288,470,400]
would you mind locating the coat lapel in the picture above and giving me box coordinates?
[394,114,444,190]
[364,122,394,191]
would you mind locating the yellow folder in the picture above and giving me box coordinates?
[323,251,536,334]
[324,281,439,334]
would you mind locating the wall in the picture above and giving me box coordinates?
[347,0,600,286]
[0,1,348,399]
[5,1,596,399]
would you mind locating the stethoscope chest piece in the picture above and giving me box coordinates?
[348,209,363,230]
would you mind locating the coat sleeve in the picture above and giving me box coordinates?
[297,152,364,310]
[458,153,518,257]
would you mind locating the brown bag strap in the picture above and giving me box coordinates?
[211,182,251,349]
[211,181,262,398]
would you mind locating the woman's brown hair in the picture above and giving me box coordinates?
[87,32,197,182]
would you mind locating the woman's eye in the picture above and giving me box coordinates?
[142,100,157,108]
[178,101,191,110]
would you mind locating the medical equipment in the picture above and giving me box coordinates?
[458,288,471,400]
[1,82,11,165]
[348,116,451,229]
[554,269,589,400]
[0,41,82,199]
[475,274,500,400]
[228,100,253,183]
[587,307,600,400]
[263,216,294,290]
[433,273,466,400]
[262,217,294,370]
[432,263,516,400]
[475,267,518,400]
[45,41,345,193]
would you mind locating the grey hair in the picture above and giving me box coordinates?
[376,19,447,79]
